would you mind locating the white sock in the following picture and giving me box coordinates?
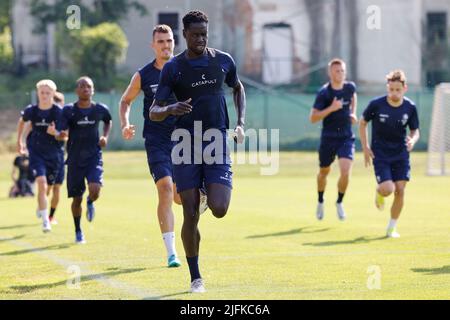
[387,219,397,230]
[162,232,176,257]
[39,209,49,222]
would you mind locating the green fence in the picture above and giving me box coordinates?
[0,87,434,151]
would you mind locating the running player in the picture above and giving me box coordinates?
[309,58,357,221]
[119,24,188,268]
[16,79,63,232]
[57,77,112,244]
[150,10,246,293]
[359,70,419,238]
[47,91,66,225]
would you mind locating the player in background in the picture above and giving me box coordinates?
[16,79,63,232]
[119,24,192,268]
[57,77,112,244]
[359,70,419,238]
[47,91,66,225]
[309,59,358,221]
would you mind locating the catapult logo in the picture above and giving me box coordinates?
[192,74,217,87]
[77,116,95,125]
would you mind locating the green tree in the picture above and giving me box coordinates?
[29,0,147,33]
[63,22,129,90]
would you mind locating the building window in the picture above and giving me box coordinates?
[427,12,447,45]
[158,13,180,46]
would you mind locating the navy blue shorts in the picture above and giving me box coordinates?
[319,137,355,168]
[145,138,173,183]
[172,133,232,193]
[53,153,65,185]
[67,157,103,198]
[373,158,410,184]
[29,152,59,185]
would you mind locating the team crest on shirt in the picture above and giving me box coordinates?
[379,114,389,123]
[150,84,158,94]
[401,113,409,126]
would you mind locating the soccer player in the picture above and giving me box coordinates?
[57,77,112,244]
[119,24,188,268]
[47,91,66,225]
[150,10,246,293]
[16,79,63,232]
[359,70,419,238]
[309,59,357,221]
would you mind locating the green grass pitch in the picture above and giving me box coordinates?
[0,151,449,300]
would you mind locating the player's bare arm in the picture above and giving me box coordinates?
[149,98,192,121]
[350,93,358,125]
[359,118,374,167]
[99,120,112,148]
[119,72,141,140]
[233,80,246,143]
[407,129,420,152]
[16,118,27,155]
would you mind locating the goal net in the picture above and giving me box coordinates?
[427,83,450,176]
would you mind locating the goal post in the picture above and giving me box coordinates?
[427,83,450,176]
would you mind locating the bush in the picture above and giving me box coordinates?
[0,26,13,72]
[61,22,129,90]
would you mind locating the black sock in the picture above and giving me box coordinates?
[87,197,93,205]
[337,192,345,203]
[318,191,324,203]
[186,256,201,282]
[50,207,56,218]
[73,216,81,233]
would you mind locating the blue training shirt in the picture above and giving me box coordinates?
[58,102,112,166]
[138,59,177,142]
[313,81,356,139]
[362,96,419,161]
[21,104,63,160]
[155,48,239,133]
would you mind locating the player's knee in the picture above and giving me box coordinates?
[88,186,101,201]
[209,202,229,219]
[72,197,82,207]
[318,167,330,178]
[379,184,395,196]
[394,187,405,197]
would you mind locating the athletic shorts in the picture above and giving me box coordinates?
[29,152,60,185]
[319,136,355,168]
[172,132,232,193]
[144,138,173,183]
[67,157,103,198]
[54,152,65,185]
[373,158,411,184]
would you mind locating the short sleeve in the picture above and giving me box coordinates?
[21,105,33,122]
[348,82,357,95]
[223,54,239,88]
[408,105,419,130]
[363,101,377,122]
[154,62,175,103]
[57,106,70,131]
[313,90,328,111]
[100,104,112,123]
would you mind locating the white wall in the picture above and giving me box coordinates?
[357,0,422,85]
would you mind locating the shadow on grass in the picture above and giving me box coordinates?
[0,243,73,256]
[143,291,191,300]
[246,226,330,239]
[303,235,387,247]
[0,235,26,242]
[0,224,39,230]
[9,268,147,294]
[411,266,450,275]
